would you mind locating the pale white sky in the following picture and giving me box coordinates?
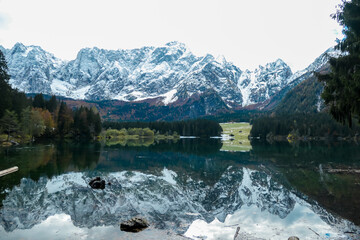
[0,0,343,71]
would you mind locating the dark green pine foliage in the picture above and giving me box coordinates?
[33,93,46,109]
[0,50,13,118]
[276,74,325,114]
[318,0,360,127]
[103,119,222,137]
[46,95,58,113]
[0,110,19,141]
[57,102,73,137]
[89,107,102,136]
[73,107,89,138]
[250,113,360,139]
[12,91,32,118]
[73,106,102,139]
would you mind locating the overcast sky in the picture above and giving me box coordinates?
[0,0,343,71]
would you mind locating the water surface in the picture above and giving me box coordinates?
[0,139,359,239]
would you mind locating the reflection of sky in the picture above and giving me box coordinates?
[185,203,345,240]
[0,214,185,240]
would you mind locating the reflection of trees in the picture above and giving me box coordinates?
[250,141,360,225]
[250,141,360,165]
[0,142,101,204]
[97,139,252,185]
[149,138,223,155]
[104,138,223,155]
[52,142,99,171]
[105,137,155,147]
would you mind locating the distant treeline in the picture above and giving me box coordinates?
[103,119,222,137]
[0,92,102,141]
[204,110,263,123]
[250,113,360,140]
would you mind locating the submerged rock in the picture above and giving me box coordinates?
[120,217,149,232]
[89,177,105,190]
[288,237,299,240]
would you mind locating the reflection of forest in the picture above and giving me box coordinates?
[251,141,360,225]
[98,138,251,185]
[0,142,101,204]
[105,137,156,147]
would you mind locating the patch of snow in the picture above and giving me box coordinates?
[215,55,227,65]
[161,168,178,185]
[316,94,322,112]
[23,47,34,57]
[154,61,170,72]
[50,79,73,96]
[161,89,177,105]
[72,86,91,99]
[45,173,87,194]
[130,91,145,98]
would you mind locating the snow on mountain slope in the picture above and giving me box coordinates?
[260,47,341,111]
[238,59,292,106]
[1,42,297,107]
[3,43,65,94]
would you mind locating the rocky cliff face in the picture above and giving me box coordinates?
[261,48,340,110]
[1,43,64,94]
[2,42,295,108]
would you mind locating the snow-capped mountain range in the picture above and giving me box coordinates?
[0,42,339,108]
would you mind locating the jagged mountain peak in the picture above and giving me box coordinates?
[11,42,26,53]
[274,58,288,67]
[164,41,187,50]
[9,43,54,59]
[1,42,337,115]
[257,58,291,72]
[215,55,227,64]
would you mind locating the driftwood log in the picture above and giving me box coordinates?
[0,166,18,177]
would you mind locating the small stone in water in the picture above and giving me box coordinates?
[288,237,300,240]
[120,217,149,233]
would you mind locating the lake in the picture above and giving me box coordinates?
[0,139,359,239]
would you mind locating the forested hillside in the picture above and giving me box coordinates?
[250,113,360,140]
[0,49,102,143]
[275,75,324,114]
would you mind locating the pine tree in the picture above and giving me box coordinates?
[46,95,57,113]
[57,102,73,137]
[318,0,360,127]
[0,110,19,141]
[0,50,12,118]
[12,90,31,118]
[33,93,45,109]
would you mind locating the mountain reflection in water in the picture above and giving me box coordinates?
[0,139,359,240]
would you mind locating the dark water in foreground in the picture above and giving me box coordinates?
[0,139,359,239]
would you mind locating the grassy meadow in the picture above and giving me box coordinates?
[220,122,252,152]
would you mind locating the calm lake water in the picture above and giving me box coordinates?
[0,139,360,240]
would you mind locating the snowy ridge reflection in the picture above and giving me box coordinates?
[0,167,357,239]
